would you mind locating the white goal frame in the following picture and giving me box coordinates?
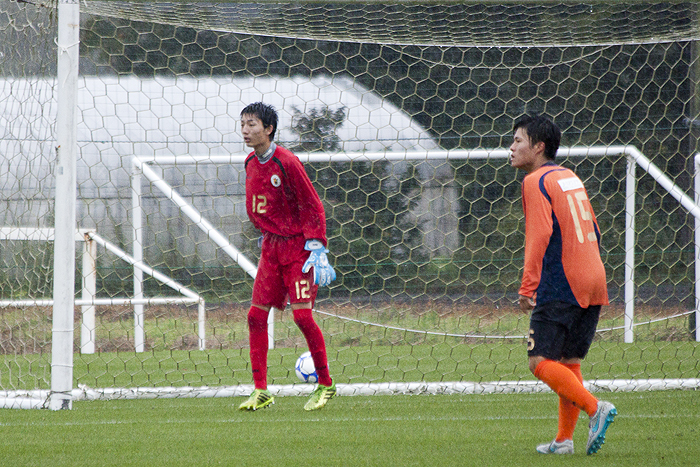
[3,146,700,410]
[8,0,700,410]
[132,144,700,358]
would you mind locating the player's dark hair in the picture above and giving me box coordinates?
[513,114,561,160]
[241,102,278,141]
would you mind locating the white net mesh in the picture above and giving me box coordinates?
[82,1,700,47]
[1,0,699,403]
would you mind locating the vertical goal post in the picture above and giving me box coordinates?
[51,0,80,411]
[694,153,700,342]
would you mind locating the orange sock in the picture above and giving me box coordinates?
[555,363,583,441]
[534,359,598,417]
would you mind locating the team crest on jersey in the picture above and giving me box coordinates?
[270,174,282,187]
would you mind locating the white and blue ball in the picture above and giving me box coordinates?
[295,351,318,383]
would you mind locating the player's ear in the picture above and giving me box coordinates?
[264,124,274,138]
[534,140,546,155]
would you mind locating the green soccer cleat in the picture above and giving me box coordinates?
[586,400,617,455]
[303,381,336,411]
[238,389,275,411]
[536,439,574,454]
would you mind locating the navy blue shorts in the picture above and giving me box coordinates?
[527,301,601,360]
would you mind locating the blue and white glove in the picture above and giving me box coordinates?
[301,239,336,287]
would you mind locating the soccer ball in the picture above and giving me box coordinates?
[295,351,318,383]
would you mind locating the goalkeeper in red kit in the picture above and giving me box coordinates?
[510,114,616,455]
[237,102,337,411]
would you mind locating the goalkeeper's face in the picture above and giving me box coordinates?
[241,113,274,153]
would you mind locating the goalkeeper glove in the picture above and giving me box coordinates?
[301,239,336,287]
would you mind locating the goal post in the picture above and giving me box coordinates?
[3,0,700,409]
[694,153,700,342]
[51,0,80,411]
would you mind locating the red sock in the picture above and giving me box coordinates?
[534,359,598,417]
[293,308,332,386]
[247,306,269,390]
[556,363,583,441]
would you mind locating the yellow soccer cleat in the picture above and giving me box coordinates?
[238,389,275,411]
[303,381,336,411]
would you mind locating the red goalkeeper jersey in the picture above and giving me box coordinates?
[245,145,327,244]
[519,163,608,308]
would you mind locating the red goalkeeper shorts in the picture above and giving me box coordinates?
[252,233,317,310]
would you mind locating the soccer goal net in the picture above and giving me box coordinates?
[1,0,699,408]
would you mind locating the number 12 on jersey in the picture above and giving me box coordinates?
[251,194,267,213]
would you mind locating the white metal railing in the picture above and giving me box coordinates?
[0,228,205,353]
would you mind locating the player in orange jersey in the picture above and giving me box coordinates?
[510,114,616,455]
[237,102,336,412]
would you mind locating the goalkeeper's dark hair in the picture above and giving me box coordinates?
[513,114,561,160]
[241,102,278,141]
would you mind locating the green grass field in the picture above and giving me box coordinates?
[0,389,697,466]
[0,304,697,465]
[4,340,698,390]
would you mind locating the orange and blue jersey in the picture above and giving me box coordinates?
[519,162,608,308]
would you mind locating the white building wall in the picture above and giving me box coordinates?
[1,74,459,263]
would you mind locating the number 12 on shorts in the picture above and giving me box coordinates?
[295,280,311,300]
